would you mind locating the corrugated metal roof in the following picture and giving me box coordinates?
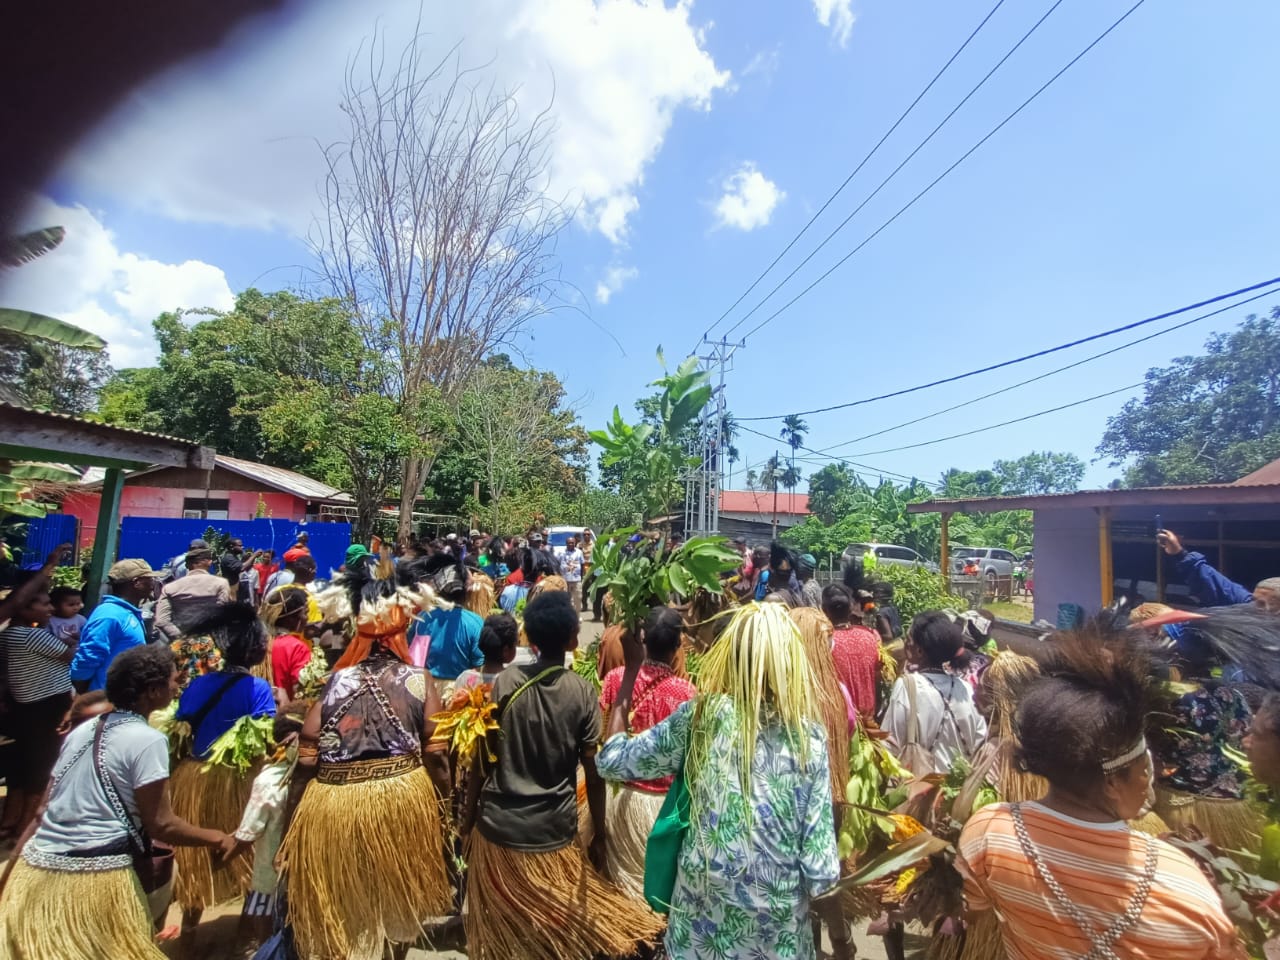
[1234,457,1280,486]
[212,455,348,502]
[908,480,1280,514]
[720,490,810,516]
[0,401,201,447]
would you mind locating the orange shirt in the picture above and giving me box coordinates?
[957,802,1244,960]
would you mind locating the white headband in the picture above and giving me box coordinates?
[1101,737,1148,773]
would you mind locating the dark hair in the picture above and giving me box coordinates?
[643,606,683,660]
[523,590,578,657]
[182,602,268,668]
[290,554,316,574]
[1015,631,1149,792]
[264,585,309,625]
[872,581,895,602]
[274,700,309,741]
[1257,693,1280,739]
[49,585,82,605]
[106,643,176,711]
[821,583,854,624]
[479,613,519,662]
[908,611,967,669]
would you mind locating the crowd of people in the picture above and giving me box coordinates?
[0,522,1277,959]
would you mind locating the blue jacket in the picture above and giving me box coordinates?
[1175,550,1254,607]
[70,595,146,690]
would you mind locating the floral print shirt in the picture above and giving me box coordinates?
[1161,684,1252,799]
[597,696,840,960]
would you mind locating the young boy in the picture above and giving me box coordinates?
[462,591,660,959]
[444,613,518,702]
[232,703,307,951]
[47,586,85,645]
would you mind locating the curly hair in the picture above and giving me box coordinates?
[106,644,176,711]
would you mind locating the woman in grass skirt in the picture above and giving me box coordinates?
[278,557,453,960]
[0,644,236,960]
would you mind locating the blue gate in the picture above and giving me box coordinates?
[20,514,80,569]
[118,518,352,579]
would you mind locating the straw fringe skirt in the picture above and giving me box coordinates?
[279,763,451,960]
[1154,785,1263,854]
[170,757,255,911]
[465,831,664,960]
[0,859,164,960]
[603,784,666,902]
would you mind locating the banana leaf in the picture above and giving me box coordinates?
[828,830,952,892]
[0,308,105,350]
[0,227,65,268]
[7,463,81,482]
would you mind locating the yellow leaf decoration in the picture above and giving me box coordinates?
[430,683,501,770]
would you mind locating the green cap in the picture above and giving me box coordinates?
[345,544,371,566]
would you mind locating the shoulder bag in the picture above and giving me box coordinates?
[92,716,175,894]
[898,673,940,776]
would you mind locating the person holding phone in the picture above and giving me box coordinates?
[1158,528,1280,611]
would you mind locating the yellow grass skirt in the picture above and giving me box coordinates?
[464,831,664,960]
[604,784,667,902]
[279,763,451,960]
[0,859,164,960]
[170,756,256,911]
[1154,785,1263,855]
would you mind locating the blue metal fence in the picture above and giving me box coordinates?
[118,518,352,578]
[20,514,80,569]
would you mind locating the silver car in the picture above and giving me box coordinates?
[951,546,1020,588]
[841,542,939,573]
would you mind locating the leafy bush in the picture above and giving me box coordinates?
[874,565,963,625]
[50,566,84,591]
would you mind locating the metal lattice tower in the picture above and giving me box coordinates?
[683,337,742,537]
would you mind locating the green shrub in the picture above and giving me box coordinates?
[874,565,963,625]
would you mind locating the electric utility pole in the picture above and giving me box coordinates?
[683,335,743,538]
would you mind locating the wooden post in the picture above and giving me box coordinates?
[1155,535,1165,603]
[1098,507,1114,607]
[1217,519,1227,576]
[85,467,125,607]
[940,512,951,589]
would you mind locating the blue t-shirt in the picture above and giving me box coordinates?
[178,671,276,757]
[70,595,146,691]
[418,607,485,680]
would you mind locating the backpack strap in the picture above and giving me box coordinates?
[177,672,250,744]
[500,666,564,719]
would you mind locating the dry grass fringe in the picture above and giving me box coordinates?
[279,765,451,960]
[465,573,496,616]
[170,757,255,911]
[1128,809,1169,835]
[464,832,663,960]
[927,910,1004,960]
[790,607,851,802]
[603,785,668,902]
[0,860,165,960]
[1154,785,1264,855]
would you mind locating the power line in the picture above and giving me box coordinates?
[736,422,936,488]
[690,0,1011,353]
[846,381,1144,457]
[816,283,1280,453]
[735,0,1149,346]
[737,274,1280,422]
[721,0,1065,340]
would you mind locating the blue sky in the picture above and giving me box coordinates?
[6,0,1279,492]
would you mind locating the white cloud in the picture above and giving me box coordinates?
[741,46,781,81]
[595,264,639,304]
[812,0,856,46]
[714,163,785,231]
[58,0,730,244]
[0,197,234,368]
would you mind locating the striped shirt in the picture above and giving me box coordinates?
[957,802,1244,960]
[1,625,72,703]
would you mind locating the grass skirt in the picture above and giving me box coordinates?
[170,756,256,911]
[0,859,164,960]
[1154,784,1263,855]
[604,784,666,902]
[278,764,451,960]
[464,831,663,960]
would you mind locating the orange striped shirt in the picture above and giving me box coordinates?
[957,802,1245,960]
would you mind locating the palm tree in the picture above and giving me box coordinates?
[781,464,802,503]
[780,414,808,513]
[745,468,759,492]
[726,444,740,490]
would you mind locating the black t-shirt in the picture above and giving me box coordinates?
[478,661,600,851]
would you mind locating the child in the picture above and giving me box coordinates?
[444,613,518,702]
[47,586,85,645]
[232,703,306,951]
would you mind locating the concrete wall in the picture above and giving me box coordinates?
[60,487,304,546]
[1032,507,1100,623]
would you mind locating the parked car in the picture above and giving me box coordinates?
[841,542,939,574]
[546,525,588,558]
[950,546,1020,588]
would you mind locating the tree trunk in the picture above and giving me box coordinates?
[398,456,424,543]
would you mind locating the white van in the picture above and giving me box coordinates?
[547,525,587,558]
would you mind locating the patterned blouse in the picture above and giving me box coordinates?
[597,696,840,960]
[316,652,428,764]
[599,662,698,792]
[830,624,881,717]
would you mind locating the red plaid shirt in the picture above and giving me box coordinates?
[600,663,698,792]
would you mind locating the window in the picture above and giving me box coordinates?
[182,497,229,521]
[880,547,912,561]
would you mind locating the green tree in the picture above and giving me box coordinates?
[1098,310,1280,485]
[993,451,1085,494]
[807,463,858,525]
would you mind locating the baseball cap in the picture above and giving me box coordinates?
[469,529,481,538]
[446,532,458,541]
[530,532,544,543]
[109,559,158,582]
[732,535,747,545]
[188,538,210,550]
[283,547,309,563]
[344,544,371,566]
